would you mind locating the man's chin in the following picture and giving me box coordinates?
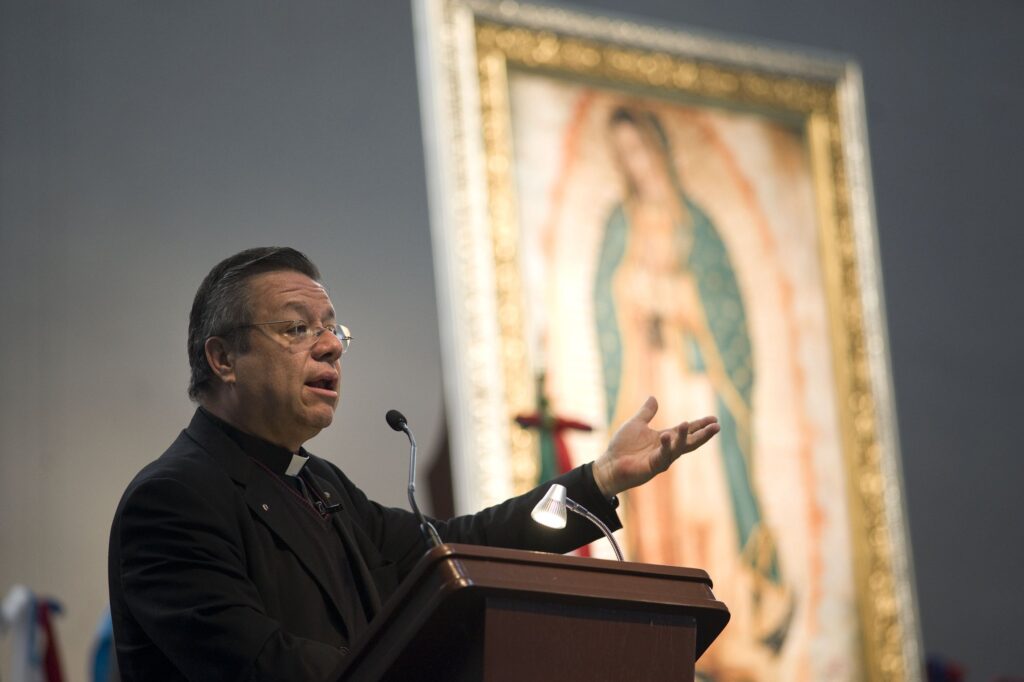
[305,406,336,430]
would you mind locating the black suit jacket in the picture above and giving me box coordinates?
[109,409,620,681]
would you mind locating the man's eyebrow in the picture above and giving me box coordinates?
[277,302,336,321]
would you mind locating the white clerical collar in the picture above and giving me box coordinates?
[284,452,308,477]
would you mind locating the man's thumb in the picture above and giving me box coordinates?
[634,396,659,423]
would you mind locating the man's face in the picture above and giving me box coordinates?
[225,270,344,450]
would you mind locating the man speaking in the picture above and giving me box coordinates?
[108,247,720,681]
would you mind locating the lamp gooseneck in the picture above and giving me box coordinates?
[530,484,624,561]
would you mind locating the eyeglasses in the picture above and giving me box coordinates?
[232,320,353,353]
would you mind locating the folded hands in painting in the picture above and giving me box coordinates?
[592,396,720,499]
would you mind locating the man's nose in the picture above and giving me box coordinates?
[311,328,343,362]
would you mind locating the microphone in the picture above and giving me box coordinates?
[315,499,343,515]
[385,409,407,432]
[386,409,443,549]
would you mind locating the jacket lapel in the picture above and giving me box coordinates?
[184,410,361,637]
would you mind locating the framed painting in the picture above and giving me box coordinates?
[414,1,921,680]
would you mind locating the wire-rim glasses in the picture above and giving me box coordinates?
[231,320,353,353]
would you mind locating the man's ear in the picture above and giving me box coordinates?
[205,336,237,386]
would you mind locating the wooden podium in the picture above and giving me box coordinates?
[338,544,729,681]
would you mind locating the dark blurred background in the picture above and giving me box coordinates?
[1,1,1021,679]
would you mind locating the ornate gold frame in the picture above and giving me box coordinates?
[415,2,921,680]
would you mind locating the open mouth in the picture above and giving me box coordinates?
[305,375,338,393]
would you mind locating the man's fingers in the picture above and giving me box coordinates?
[656,425,689,464]
[685,415,719,433]
[655,432,677,472]
[662,417,720,452]
[696,421,721,437]
[686,421,721,447]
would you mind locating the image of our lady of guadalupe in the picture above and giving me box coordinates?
[592,105,795,672]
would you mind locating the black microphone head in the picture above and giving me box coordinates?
[385,409,408,432]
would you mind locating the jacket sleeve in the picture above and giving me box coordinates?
[338,462,621,579]
[437,462,621,551]
[111,475,348,682]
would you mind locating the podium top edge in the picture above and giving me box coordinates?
[427,542,716,585]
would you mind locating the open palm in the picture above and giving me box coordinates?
[593,396,720,497]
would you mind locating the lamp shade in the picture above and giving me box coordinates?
[531,484,568,529]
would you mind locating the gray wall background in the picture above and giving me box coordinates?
[1,1,1020,679]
